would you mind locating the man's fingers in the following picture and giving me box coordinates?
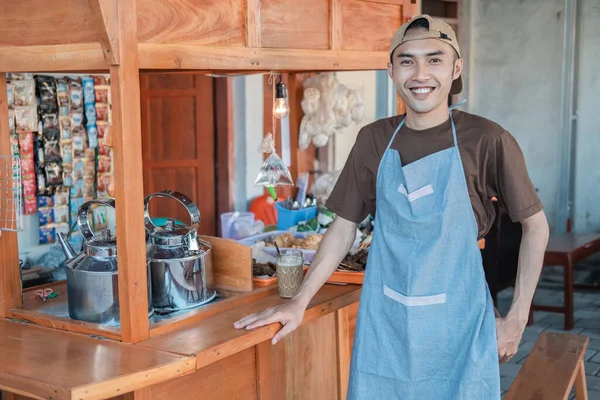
[234,308,274,329]
[246,311,285,330]
[272,322,296,345]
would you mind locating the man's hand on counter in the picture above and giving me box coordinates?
[234,216,359,345]
[233,299,306,345]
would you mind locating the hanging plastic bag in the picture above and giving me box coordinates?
[254,134,293,190]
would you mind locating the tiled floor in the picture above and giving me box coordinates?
[497,262,600,399]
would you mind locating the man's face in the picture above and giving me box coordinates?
[388,29,462,114]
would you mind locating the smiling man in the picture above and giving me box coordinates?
[235,15,549,399]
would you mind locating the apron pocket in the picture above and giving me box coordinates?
[375,285,451,381]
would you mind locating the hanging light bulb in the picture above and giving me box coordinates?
[273,75,290,119]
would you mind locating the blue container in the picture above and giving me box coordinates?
[275,202,318,230]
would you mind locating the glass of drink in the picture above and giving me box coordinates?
[276,250,304,299]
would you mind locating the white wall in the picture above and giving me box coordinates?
[332,71,379,170]
[572,0,600,233]
[464,0,564,233]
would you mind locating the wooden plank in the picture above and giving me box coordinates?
[246,0,262,47]
[142,347,257,400]
[198,235,253,292]
[110,0,150,344]
[88,0,119,65]
[139,284,361,369]
[0,320,193,400]
[0,77,23,318]
[575,360,588,400]
[402,0,420,22]
[255,339,286,400]
[6,308,121,341]
[149,286,276,337]
[336,303,358,400]
[137,0,245,46]
[330,0,343,50]
[285,314,338,400]
[260,0,330,50]
[342,0,402,51]
[214,77,235,236]
[504,332,589,399]
[0,44,108,72]
[0,1,97,47]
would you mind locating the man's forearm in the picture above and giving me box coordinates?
[507,210,549,326]
[293,217,358,308]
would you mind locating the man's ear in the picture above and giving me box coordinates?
[453,58,463,80]
[387,61,394,80]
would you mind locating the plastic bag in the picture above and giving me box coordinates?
[254,134,293,188]
[13,80,35,106]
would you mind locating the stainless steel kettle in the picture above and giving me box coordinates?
[145,191,216,314]
[57,199,154,325]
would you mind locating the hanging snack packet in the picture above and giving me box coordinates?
[54,205,69,224]
[18,132,34,153]
[82,77,95,105]
[84,148,95,160]
[14,106,38,132]
[70,179,84,198]
[72,134,86,158]
[94,86,109,104]
[73,159,84,180]
[68,78,83,110]
[9,73,33,81]
[10,133,20,156]
[61,141,73,163]
[7,83,14,108]
[42,113,59,131]
[39,226,57,244]
[95,104,109,122]
[20,153,35,176]
[97,173,111,192]
[44,139,61,159]
[61,125,72,140]
[83,157,96,176]
[98,156,111,173]
[8,109,15,133]
[45,161,62,186]
[38,195,54,208]
[38,207,55,226]
[85,103,96,123]
[13,80,35,107]
[54,188,69,206]
[36,76,58,113]
[83,175,95,193]
[93,76,108,86]
[70,111,84,128]
[87,123,98,149]
[97,121,108,139]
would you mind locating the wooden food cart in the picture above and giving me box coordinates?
[0,1,419,399]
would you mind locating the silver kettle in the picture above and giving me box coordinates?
[57,199,154,325]
[145,191,216,314]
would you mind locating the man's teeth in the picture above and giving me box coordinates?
[411,87,433,94]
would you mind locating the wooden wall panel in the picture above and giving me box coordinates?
[285,313,338,400]
[144,347,258,400]
[341,0,402,51]
[141,74,217,236]
[137,0,245,46]
[0,1,96,47]
[260,0,330,50]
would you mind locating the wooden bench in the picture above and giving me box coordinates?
[528,233,600,331]
[506,332,589,399]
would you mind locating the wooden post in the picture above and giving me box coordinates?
[106,0,149,343]
[215,77,234,235]
[0,77,23,317]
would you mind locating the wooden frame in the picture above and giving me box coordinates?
[0,0,413,343]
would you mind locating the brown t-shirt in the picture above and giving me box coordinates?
[325,110,542,239]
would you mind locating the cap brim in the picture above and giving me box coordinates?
[450,76,463,95]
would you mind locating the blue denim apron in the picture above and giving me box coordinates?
[347,109,501,399]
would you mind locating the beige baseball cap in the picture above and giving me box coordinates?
[389,14,462,95]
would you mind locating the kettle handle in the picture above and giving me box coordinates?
[77,199,116,242]
[143,191,200,233]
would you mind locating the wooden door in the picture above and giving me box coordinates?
[140,73,216,235]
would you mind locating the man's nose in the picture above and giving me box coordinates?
[413,62,430,82]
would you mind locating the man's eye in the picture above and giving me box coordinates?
[400,60,412,65]
[430,58,442,63]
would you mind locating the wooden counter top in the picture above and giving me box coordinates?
[0,320,194,400]
[139,283,362,369]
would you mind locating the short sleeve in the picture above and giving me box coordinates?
[325,139,369,224]
[488,130,543,222]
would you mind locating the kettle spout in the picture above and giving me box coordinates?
[57,232,77,260]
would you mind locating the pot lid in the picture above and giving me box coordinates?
[85,228,117,257]
[148,219,192,246]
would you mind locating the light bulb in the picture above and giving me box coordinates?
[273,98,290,119]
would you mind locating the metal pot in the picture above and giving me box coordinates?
[145,191,216,314]
[57,199,154,326]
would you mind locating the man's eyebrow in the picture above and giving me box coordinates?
[396,50,445,58]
